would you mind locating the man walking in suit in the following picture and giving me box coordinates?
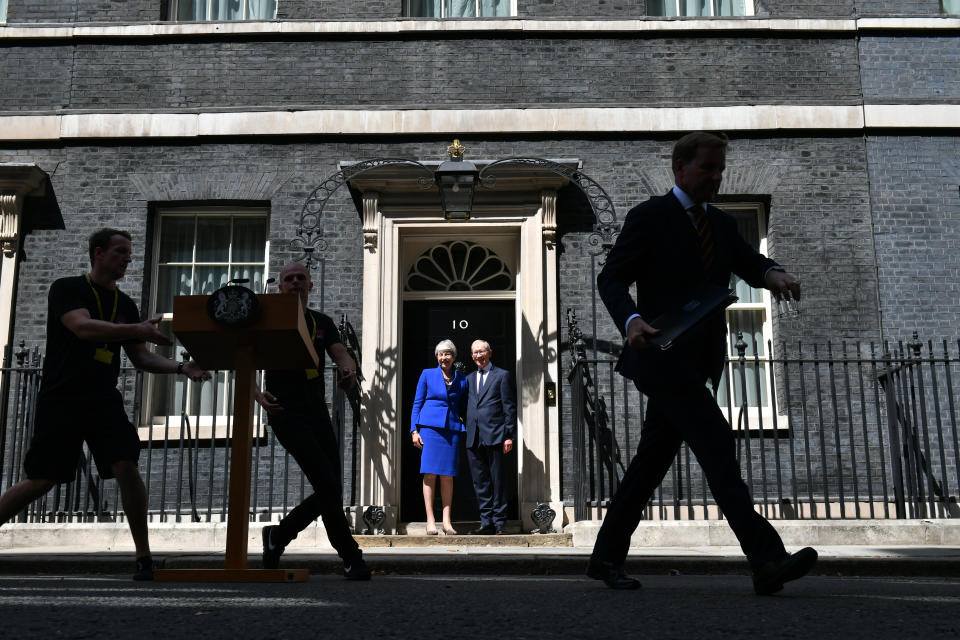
[465,339,517,535]
[588,132,817,594]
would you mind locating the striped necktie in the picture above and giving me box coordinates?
[691,206,716,271]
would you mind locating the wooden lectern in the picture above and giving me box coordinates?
[153,293,319,583]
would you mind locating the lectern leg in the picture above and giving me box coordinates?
[154,345,310,583]
[225,345,255,570]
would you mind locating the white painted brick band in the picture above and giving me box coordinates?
[2,105,955,141]
[2,18,958,41]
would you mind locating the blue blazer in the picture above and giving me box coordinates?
[411,367,468,433]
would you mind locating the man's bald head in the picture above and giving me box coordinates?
[277,262,313,305]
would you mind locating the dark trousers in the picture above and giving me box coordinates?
[592,384,786,572]
[467,442,508,527]
[269,404,359,562]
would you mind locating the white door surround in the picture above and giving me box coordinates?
[350,163,571,533]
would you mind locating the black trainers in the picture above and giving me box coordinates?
[262,525,285,570]
[133,556,154,581]
[343,554,371,581]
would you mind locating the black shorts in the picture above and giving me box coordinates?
[24,389,141,483]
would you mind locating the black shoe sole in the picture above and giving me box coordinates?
[586,562,642,590]
[753,547,818,595]
[344,571,372,581]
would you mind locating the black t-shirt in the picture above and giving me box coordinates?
[40,275,143,396]
[264,309,341,411]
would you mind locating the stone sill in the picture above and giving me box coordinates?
[5,105,960,142]
[0,17,957,41]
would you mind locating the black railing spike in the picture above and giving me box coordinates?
[566,308,588,364]
[4,334,960,525]
[909,332,922,358]
[735,330,748,359]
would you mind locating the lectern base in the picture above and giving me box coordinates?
[154,568,310,583]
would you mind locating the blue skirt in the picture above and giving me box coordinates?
[418,426,462,476]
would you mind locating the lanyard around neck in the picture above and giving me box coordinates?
[85,274,118,323]
[304,311,320,380]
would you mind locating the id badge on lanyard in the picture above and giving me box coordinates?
[305,311,319,380]
[86,275,118,365]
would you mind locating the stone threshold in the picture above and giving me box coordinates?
[4,519,960,552]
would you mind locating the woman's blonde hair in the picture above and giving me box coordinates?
[435,339,457,359]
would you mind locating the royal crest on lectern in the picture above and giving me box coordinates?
[206,285,260,327]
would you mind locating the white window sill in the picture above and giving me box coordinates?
[139,420,266,443]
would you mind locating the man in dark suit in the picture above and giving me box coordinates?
[587,132,817,594]
[465,339,517,535]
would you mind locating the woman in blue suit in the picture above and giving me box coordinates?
[411,339,468,535]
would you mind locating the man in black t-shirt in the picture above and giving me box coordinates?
[255,262,370,580]
[0,228,210,581]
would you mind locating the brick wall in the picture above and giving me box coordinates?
[7,0,161,23]
[0,133,886,508]
[1,35,861,113]
[855,0,945,16]
[0,44,72,111]
[1,136,881,349]
[518,0,646,17]
[2,0,955,515]
[867,136,960,340]
[277,0,399,20]
[755,0,855,17]
[860,36,960,102]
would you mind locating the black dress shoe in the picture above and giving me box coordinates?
[468,525,497,535]
[752,547,818,595]
[586,559,641,590]
[495,525,506,535]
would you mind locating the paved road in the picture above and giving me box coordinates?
[2,573,959,639]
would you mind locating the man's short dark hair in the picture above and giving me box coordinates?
[88,228,131,266]
[672,131,729,169]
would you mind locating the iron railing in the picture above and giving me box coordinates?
[568,329,960,522]
[5,322,959,526]
[0,320,361,525]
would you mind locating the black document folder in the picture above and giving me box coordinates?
[646,285,738,351]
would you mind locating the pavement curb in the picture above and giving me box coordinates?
[3,550,960,578]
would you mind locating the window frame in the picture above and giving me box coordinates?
[142,205,271,441]
[404,0,517,18]
[711,200,787,431]
[647,0,754,17]
[169,0,278,22]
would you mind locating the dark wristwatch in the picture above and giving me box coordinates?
[177,361,186,375]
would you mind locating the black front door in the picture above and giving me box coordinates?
[400,299,518,523]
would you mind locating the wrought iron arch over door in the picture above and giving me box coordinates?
[405,240,513,292]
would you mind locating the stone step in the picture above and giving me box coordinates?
[355,533,572,548]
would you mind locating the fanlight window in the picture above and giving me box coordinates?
[406,241,513,291]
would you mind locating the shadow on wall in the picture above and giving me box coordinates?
[360,344,399,500]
